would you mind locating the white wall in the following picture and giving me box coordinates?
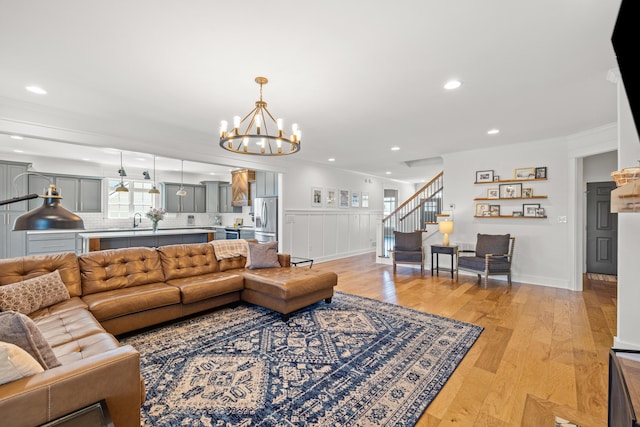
[583,151,617,183]
[614,80,640,350]
[442,138,571,288]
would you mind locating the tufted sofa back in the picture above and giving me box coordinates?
[78,247,165,295]
[157,243,219,280]
[0,252,82,297]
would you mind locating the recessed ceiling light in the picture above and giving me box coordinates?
[487,129,500,135]
[136,157,146,162]
[328,158,335,162]
[209,172,217,175]
[385,171,391,175]
[82,158,91,161]
[10,135,23,140]
[13,149,24,153]
[25,85,47,95]
[444,80,462,90]
[391,146,400,151]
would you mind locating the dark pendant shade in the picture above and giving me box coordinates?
[13,195,85,231]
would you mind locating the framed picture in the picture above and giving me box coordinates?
[523,203,541,217]
[499,183,522,198]
[493,176,500,182]
[489,205,501,216]
[339,189,350,208]
[475,170,494,183]
[535,207,546,217]
[535,167,547,179]
[487,188,499,199]
[311,187,322,207]
[514,167,535,180]
[475,203,490,217]
[326,188,337,208]
[361,192,369,208]
[522,187,533,198]
[351,191,360,208]
[512,211,523,217]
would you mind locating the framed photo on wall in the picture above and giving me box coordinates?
[311,187,322,207]
[522,187,533,198]
[339,189,350,208]
[535,167,547,179]
[499,183,522,198]
[475,203,490,217]
[476,170,494,183]
[351,191,360,208]
[489,205,501,216]
[514,167,535,180]
[487,188,499,199]
[361,192,369,208]
[326,188,337,208]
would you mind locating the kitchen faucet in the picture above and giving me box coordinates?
[133,212,142,228]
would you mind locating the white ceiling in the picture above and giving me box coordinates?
[0,0,623,182]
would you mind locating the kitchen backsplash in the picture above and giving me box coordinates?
[80,207,255,230]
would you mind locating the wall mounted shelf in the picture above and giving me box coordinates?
[474,196,547,201]
[474,178,547,185]
[473,215,547,219]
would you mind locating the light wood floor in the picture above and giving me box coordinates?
[317,253,616,427]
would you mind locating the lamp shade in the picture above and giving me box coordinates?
[439,220,453,246]
[13,188,84,231]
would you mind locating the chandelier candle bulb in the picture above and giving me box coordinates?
[233,116,240,132]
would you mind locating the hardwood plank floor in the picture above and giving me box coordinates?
[316,253,616,426]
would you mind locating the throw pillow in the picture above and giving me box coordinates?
[246,241,281,269]
[0,270,70,315]
[0,311,61,369]
[0,341,44,385]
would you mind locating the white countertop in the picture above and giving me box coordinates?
[78,228,214,239]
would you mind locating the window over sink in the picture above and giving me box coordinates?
[108,180,157,219]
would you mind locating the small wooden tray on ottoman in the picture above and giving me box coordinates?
[240,267,338,321]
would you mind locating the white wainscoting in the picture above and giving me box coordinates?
[282,209,382,262]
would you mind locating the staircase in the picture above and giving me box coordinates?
[380,171,444,257]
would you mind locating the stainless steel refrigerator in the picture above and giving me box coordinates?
[254,197,277,243]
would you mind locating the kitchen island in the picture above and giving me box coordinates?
[79,228,214,252]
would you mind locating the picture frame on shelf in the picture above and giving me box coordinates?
[523,203,541,217]
[476,170,494,183]
[514,167,536,180]
[522,187,533,198]
[351,191,360,208]
[487,188,499,199]
[475,203,490,216]
[493,176,500,182]
[361,192,369,208]
[535,207,546,217]
[339,189,350,208]
[311,187,322,207]
[326,188,337,208]
[499,183,522,198]
[535,167,547,179]
[489,205,501,216]
[512,211,523,217]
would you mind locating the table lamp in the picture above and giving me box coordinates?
[439,220,454,246]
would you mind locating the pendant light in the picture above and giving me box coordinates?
[149,155,160,194]
[115,152,128,192]
[176,160,187,197]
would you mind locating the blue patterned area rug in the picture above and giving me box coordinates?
[121,292,483,426]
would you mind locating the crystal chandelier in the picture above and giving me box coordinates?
[219,77,301,156]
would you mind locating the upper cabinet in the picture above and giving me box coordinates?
[231,169,255,207]
[28,173,102,213]
[254,171,278,198]
[161,182,206,213]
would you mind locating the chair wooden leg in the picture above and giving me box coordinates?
[508,273,512,286]
[484,272,489,287]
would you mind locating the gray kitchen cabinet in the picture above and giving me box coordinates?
[202,181,228,213]
[27,232,77,255]
[28,174,102,213]
[0,161,29,259]
[162,182,206,213]
[255,171,278,197]
[214,226,226,240]
[218,184,233,213]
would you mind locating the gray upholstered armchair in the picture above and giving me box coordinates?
[457,234,515,286]
[392,231,425,275]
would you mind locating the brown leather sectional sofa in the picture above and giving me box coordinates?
[0,241,337,427]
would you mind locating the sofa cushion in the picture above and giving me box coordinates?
[158,243,219,280]
[246,241,281,269]
[81,283,181,321]
[0,341,44,385]
[458,256,511,272]
[34,307,107,348]
[475,234,510,258]
[0,270,70,315]
[0,311,61,369]
[394,231,423,251]
[166,272,244,304]
[52,332,121,365]
[79,247,165,295]
[0,252,82,297]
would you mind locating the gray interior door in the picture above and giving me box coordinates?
[586,181,618,275]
